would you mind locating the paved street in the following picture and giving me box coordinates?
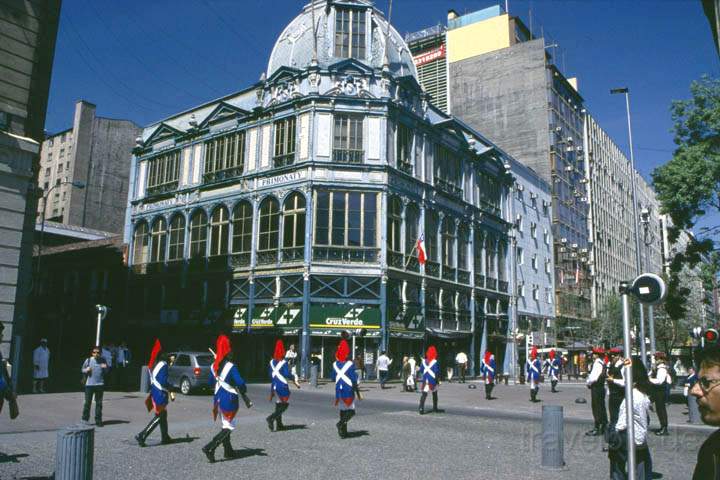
[0,380,709,479]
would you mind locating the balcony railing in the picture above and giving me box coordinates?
[388,250,404,269]
[188,256,207,271]
[231,252,251,268]
[332,149,364,164]
[425,261,440,277]
[208,254,230,271]
[257,250,279,265]
[486,277,498,291]
[146,180,179,197]
[313,246,379,263]
[203,166,243,185]
[166,260,184,273]
[405,255,420,272]
[442,266,456,281]
[498,280,509,293]
[397,161,413,175]
[281,246,305,263]
[426,316,441,330]
[475,273,485,288]
[273,153,295,168]
[458,319,472,332]
[434,178,463,197]
[458,270,471,284]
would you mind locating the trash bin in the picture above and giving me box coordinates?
[55,424,94,480]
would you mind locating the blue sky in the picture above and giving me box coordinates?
[45,0,718,183]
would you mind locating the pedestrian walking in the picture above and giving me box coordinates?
[135,339,175,446]
[400,356,410,391]
[376,351,392,389]
[648,351,671,436]
[480,350,496,400]
[419,346,442,414]
[543,349,560,393]
[455,350,468,383]
[116,341,131,390]
[689,344,720,479]
[332,338,361,438]
[407,355,417,392]
[32,339,50,393]
[586,347,608,436]
[526,346,541,402]
[266,339,300,432]
[608,357,653,480]
[202,334,253,463]
[81,346,108,427]
[0,323,19,419]
[445,350,455,383]
[354,354,364,382]
[285,344,299,383]
[607,347,625,429]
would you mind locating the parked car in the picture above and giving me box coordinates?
[167,351,214,395]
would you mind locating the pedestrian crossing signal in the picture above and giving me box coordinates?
[705,329,719,344]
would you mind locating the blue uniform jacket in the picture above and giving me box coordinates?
[527,359,541,381]
[150,361,169,407]
[0,350,7,392]
[685,372,698,388]
[209,361,247,414]
[331,360,358,403]
[545,358,560,376]
[481,358,496,381]
[269,359,292,399]
[421,359,440,388]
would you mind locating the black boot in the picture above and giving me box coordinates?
[489,384,495,399]
[654,426,669,436]
[533,387,540,402]
[222,432,237,459]
[266,403,281,432]
[135,414,160,447]
[343,409,354,437]
[432,391,444,413]
[419,392,427,415]
[586,424,600,436]
[337,411,346,438]
[276,403,289,431]
[484,384,491,400]
[159,411,172,444]
[530,388,536,402]
[551,380,558,393]
[202,429,230,463]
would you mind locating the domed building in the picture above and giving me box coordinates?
[125,0,513,378]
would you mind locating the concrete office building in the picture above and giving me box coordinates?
[124,0,515,378]
[408,5,591,342]
[37,100,141,233]
[0,0,61,389]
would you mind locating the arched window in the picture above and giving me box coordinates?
[283,193,306,249]
[150,217,167,263]
[168,215,185,260]
[441,217,455,267]
[405,203,419,255]
[425,211,438,262]
[232,201,252,254]
[189,210,208,258]
[209,206,229,256]
[498,241,507,281]
[486,235,497,278]
[258,197,280,251]
[133,221,149,264]
[387,195,402,253]
[457,225,469,271]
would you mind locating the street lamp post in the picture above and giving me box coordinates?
[640,208,657,355]
[610,87,647,364]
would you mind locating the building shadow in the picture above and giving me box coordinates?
[0,452,29,463]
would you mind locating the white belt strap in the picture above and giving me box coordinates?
[214,362,236,395]
[334,361,352,387]
[529,360,539,373]
[484,361,495,374]
[150,361,166,392]
[270,359,288,385]
[422,359,437,378]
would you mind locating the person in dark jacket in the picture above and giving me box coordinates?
[690,345,720,480]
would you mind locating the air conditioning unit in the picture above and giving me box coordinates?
[581,197,588,203]
[576,146,583,152]
[555,126,562,133]
[542,200,549,207]
[565,166,574,172]
[580,248,588,254]
[566,146,575,152]
[566,136,573,143]
[560,238,568,244]
[572,243,578,249]
[580,178,589,184]
[517,184,524,191]
[571,252,578,258]
[559,247,567,253]
[516,213,522,221]
[530,192,538,199]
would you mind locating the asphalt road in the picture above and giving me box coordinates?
[0,381,708,480]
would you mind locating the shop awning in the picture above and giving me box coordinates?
[425,328,472,340]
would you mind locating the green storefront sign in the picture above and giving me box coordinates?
[232,304,303,332]
[388,304,424,337]
[309,304,381,334]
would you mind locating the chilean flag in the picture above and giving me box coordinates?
[417,234,427,265]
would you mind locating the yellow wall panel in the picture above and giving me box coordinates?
[447,14,511,63]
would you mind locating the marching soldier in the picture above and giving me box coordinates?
[480,350,496,400]
[585,347,608,436]
[202,334,253,462]
[135,339,175,446]
[606,347,625,429]
[544,349,560,393]
[419,346,442,414]
[266,339,300,432]
[331,338,361,438]
[526,346,541,402]
[649,351,671,436]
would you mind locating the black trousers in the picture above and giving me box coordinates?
[608,393,623,428]
[82,385,104,422]
[590,385,608,427]
[653,387,668,428]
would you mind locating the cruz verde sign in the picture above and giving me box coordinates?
[309,304,381,331]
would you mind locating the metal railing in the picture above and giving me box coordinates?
[387,250,404,269]
[231,252,251,268]
[281,247,305,263]
[475,273,485,288]
[203,166,243,185]
[405,255,420,272]
[442,266,456,281]
[273,153,295,168]
[256,250,279,265]
[458,270,471,284]
[146,181,179,197]
[332,149,364,164]
[425,261,440,277]
[498,280,509,292]
[313,246,379,263]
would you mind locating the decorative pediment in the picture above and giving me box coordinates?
[322,74,374,98]
[327,58,374,76]
[199,102,250,128]
[266,66,303,85]
[144,123,183,145]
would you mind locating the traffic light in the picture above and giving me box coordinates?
[705,328,719,345]
[691,326,703,339]
[527,332,534,345]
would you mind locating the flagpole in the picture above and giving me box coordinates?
[404,242,418,268]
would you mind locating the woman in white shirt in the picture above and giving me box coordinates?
[608,358,653,480]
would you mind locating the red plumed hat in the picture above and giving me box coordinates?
[147,339,162,370]
[609,347,623,354]
[336,339,350,362]
[426,345,438,361]
[549,349,556,360]
[592,346,605,355]
[530,345,538,360]
[484,350,492,364]
[273,339,286,361]
[214,334,231,372]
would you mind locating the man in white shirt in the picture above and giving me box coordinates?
[376,351,392,389]
[455,351,468,384]
[585,347,608,436]
[285,344,299,383]
[32,339,50,393]
[649,351,671,436]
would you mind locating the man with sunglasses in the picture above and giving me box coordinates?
[81,346,108,427]
[690,345,720,479]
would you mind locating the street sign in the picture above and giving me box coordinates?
[630,273,666,305]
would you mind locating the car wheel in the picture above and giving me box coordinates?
[180,377,192,395]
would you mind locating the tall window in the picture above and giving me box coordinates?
[168,215,185,260]
[273,117,296,167]
[189,210,208,258]
[283,193,306,248]
[232,201,252,253]
[258,197,280,251]
[396,123,413,173]
[147,150,180,194]
[313,191,377,247]
[458,225,469,271]
[133,221,149,264]
[387,196,402,253]
[441,217,455,267]
[150,217,167,263]
[333,114,363,163]
[209,206,229,256]
[334,7,366,58]
[204,131,245,180]
[434,144,461,195]
[425,211,439,262]
[405,203,419,254]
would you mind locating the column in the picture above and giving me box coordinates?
[301,188,313,378]
[380,273,388,352]
[469,221,476,376]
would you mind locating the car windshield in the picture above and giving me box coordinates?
[196,355,213,366]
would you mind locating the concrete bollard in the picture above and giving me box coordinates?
[688,395,701,424]
[55,425,94,480]
[541,405,565,469]
[139,366,150,393]
[310,365,318,387]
